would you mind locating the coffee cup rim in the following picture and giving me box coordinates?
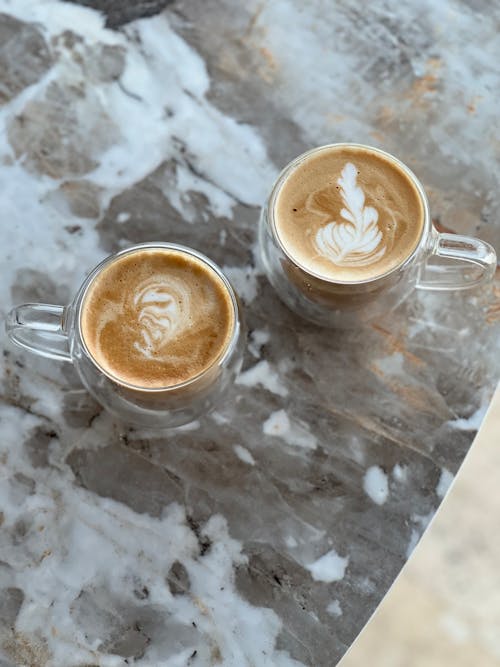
[75,242,241,392]
[268,142,432,285]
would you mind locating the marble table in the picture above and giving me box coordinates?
[0,1,499,665]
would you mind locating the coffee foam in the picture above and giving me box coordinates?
[273,145,425,282]
[81,248,235,389]
[132,276,192,360]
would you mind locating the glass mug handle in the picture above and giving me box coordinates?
[5,303,71,362]
[417,232,497,291]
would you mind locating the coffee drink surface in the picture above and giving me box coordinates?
[273,145,425,282]
[81,248,235,389]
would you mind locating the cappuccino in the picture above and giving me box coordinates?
[80,247,235,389]
[273,145,425,282]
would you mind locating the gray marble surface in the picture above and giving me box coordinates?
[0,0,499,665]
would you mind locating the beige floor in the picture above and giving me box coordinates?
[339,386,500,667]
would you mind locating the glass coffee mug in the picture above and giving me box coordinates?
[6,243,245,427]
[260,143,497,327]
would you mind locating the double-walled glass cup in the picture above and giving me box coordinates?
[6,243,245,427]
[260,144,497,327]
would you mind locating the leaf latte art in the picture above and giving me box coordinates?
[273,145,425,282]
[314,162,385,267]
[132,278,190,360]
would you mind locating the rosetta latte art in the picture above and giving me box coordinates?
[314,162,386,267]
[132,277,190,360]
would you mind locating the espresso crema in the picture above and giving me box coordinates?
[80,247,235,389]
[273,145,425,282]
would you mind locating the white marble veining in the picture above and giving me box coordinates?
[0,410,305,666]
[363,466,389,506]
[235,360,289,396]
[436,468,454,499]
[327,600,343,618]
[262,410,317,450]
[306,550,349,584]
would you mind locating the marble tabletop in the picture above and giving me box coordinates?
[0,1,499,665]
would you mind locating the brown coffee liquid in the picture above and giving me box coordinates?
[80,248,235,389]
[274,145,425,282]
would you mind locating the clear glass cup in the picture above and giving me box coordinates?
[259,143,497,327]
[6,243,245,428]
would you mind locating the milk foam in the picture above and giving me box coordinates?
[81,248,235,389]
[132,277,191,360]
[274,145,425,282]
[314,162,386,267]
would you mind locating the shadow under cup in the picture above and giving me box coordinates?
[259,143,496,328]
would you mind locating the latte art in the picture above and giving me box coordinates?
[81,248,235,389]
[273,144,425,282]
[132,278,189,360]
[313,162,385,267]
